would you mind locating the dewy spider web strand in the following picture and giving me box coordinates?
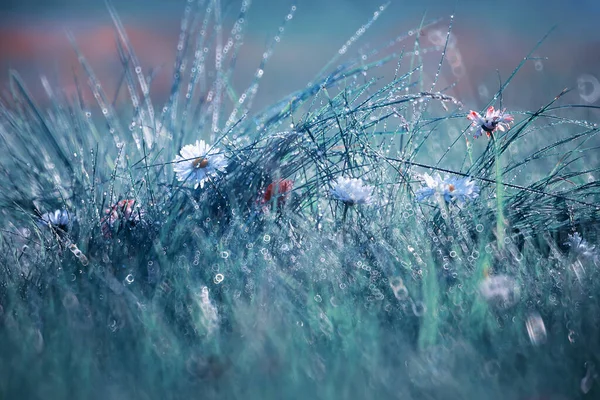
[385,156,600,209]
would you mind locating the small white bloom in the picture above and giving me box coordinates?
[565,232,596,259]
[330,177,373,205]
[479,274,520,308]
[173,140,228,189]
[40,209,70,229]
[416,173,479,204]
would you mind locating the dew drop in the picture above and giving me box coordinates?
[525,312,547,345]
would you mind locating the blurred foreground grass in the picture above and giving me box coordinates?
[0,2,599,399]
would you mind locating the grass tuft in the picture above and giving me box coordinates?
[0,2,600,399]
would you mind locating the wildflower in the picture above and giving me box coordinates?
[173,140,228,189]
[100,199,145,239]
[565,232,596,259]
[467,106,514,138]
[330,177,373,205]
[416,173,479,204]
[261,179,294,209]
[39,209,70,231]
[479,274,520,308]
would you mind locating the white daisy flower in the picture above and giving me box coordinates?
[39,209,70,230]
[330,177,373,205]
[173,140,228,189]
[416,173,479,204]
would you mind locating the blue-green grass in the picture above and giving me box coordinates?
[0,1,600,399]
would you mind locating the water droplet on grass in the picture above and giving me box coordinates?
[525,312,546,345]
[581,362,597,394]
[412,301,426,316]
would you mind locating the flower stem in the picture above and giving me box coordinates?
[342,203,349,224]
[493,134,505,249]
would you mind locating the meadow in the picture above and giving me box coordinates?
[0,1,599,399]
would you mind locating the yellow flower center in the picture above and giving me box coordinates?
[192,157,209,169]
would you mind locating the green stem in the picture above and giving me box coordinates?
[342,203,349,224]
[493,134,505,249]
[418,262,440,350]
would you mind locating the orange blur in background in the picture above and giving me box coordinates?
[0,1,598,111]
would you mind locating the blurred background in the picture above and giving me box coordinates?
[0,0,599,112]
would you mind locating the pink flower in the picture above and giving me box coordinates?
[258,179,294,214]
[261,179,294,207]
[467,106,514,138]
[100,199,145,238]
